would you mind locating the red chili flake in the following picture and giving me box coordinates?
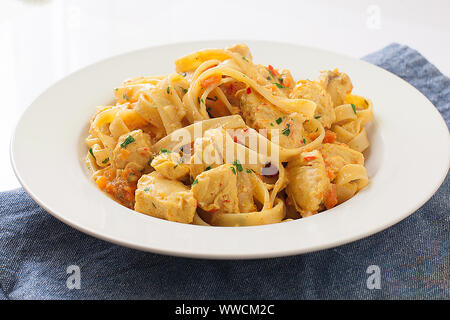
[243,128,249,133]
[227,83,235,94]
[246,87,251,94]
[303,156,317,161]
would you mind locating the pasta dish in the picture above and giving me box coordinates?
[85,44,373,226]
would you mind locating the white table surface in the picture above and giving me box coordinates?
[1,0,449,191]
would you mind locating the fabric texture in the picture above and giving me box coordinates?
[0,43,448,300]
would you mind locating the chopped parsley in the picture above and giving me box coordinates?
[270,123,274,126]
[268,70,275,78]
[281,124,291,136]
[166,86,170,94]
[231,167,236,175]
[120,135,135,148]
[314,115,322,119]
[180,87,188,93]
[303,138,307,144]
[273,82,286,89]
[246,168,252,174]
[205,166,212,171]
[192,179,198,186]
[102,157,109,164]
[242,56,249,62]
[198,97,205,104]
[160,148,172,154]
[88,147,95,159]
[351,103,357,114]
[267,76,272,80]
[232,160,243,172]
[275,117,283,124]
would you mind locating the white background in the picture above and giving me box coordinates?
[1,0,449,191]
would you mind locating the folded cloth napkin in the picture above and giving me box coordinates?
[0,43,448,300]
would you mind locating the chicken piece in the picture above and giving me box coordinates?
[191,164,240,214]
[151,151,189,180]
[188,131,225,179]
[290,80,335,128]
[286,150,330,217]
[112,129,152,171]
[320,143,364,181]
[236,169,257,213]
[135,172,197,224]
[227,43,253,61]
[240,92,306,149]
[318,69,353,107]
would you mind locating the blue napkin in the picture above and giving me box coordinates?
[0,44,448,300]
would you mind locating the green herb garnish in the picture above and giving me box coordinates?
[281,124,291,136]
[89,147,95,159]
[231,167,236,175]
[276,117,283,125]
[160,148,172,154]
[242,56,249,62]
[246,168,252,174]
[351,104,357,114]
[102,157,109,164]
[192,179,198,186]
[166,86,170,94]
[144,187,150,192]
[120,135,135,148]
[180,87,188,93]
[303,138,306,144]
[314,115,322,119]
[273,82,286,89]
[205,166,212,171]
[232,160,243,172]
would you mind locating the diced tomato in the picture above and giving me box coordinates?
[268,65,280,77]
[96,176,108,190]
[324,184,338,209]
[303,156,317,161]
[246,87,252,94]
[323,130,337,143]
[201,74,221,88]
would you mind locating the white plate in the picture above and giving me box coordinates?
[10,40,449,259]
